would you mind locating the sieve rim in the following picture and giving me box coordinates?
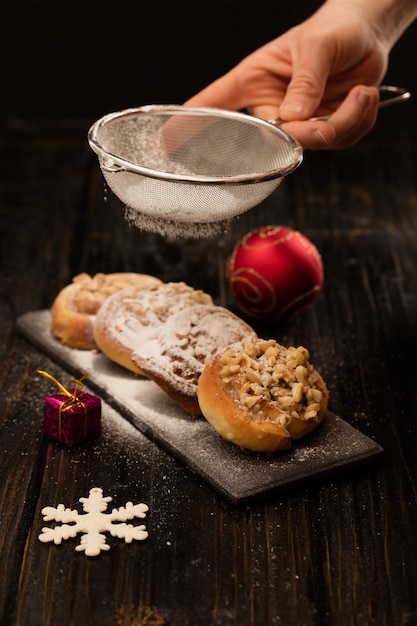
[87,104,303,185]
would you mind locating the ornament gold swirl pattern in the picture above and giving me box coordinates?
[229,268,277,316]
[240,225,294,249]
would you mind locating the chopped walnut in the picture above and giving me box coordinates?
[219,333,324,423]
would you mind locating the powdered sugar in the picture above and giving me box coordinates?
[131,304,253,399]
[95,282,213,354]
[123,206,234,239]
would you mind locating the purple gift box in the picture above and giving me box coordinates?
[43,389,101,447]
[38,371,101,447]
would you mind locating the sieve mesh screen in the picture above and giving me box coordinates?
[88,105,303,237]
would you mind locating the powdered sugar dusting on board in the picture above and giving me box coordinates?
[17,309,383,504]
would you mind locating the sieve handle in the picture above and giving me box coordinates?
[374,84,411,109]
[100,159,125,173]
[271,85,411,124]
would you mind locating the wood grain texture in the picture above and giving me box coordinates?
[1,113,417,626]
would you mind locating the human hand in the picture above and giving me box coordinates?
[185,1,391,149]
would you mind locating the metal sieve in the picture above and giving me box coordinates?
[88,86,410,238]
[88,105,303,237]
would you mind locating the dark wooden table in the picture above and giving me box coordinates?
[1,108,417,625]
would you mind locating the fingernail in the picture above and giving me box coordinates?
[280,100,308,118]
[358,89,372,107]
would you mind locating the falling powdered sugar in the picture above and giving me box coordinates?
[123,205,235,239]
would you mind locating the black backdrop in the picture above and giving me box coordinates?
[1,0,415,125]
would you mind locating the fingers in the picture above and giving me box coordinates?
[278,34,333,121]
[186,72,379,150]
[326,85,379,148]
[280,85,379,150]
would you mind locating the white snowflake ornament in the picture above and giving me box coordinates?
[38,487,149,556]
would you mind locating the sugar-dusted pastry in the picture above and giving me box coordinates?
[51,272,162,350]
[94,282,214,375]
[197,333,329,452]
[131,304,254,415]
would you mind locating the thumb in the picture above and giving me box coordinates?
[279,47,332,121]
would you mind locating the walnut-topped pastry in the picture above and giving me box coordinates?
[197,333,329,452]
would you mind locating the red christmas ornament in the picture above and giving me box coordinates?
[227,225,323,322]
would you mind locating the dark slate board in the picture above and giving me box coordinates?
[16,310,383,505]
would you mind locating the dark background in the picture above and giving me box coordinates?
[1,0,416,126]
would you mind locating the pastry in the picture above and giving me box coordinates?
[197,333,329,452]
[93,282,214,375]
[131,304,254,415]
[51,272,162,350]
